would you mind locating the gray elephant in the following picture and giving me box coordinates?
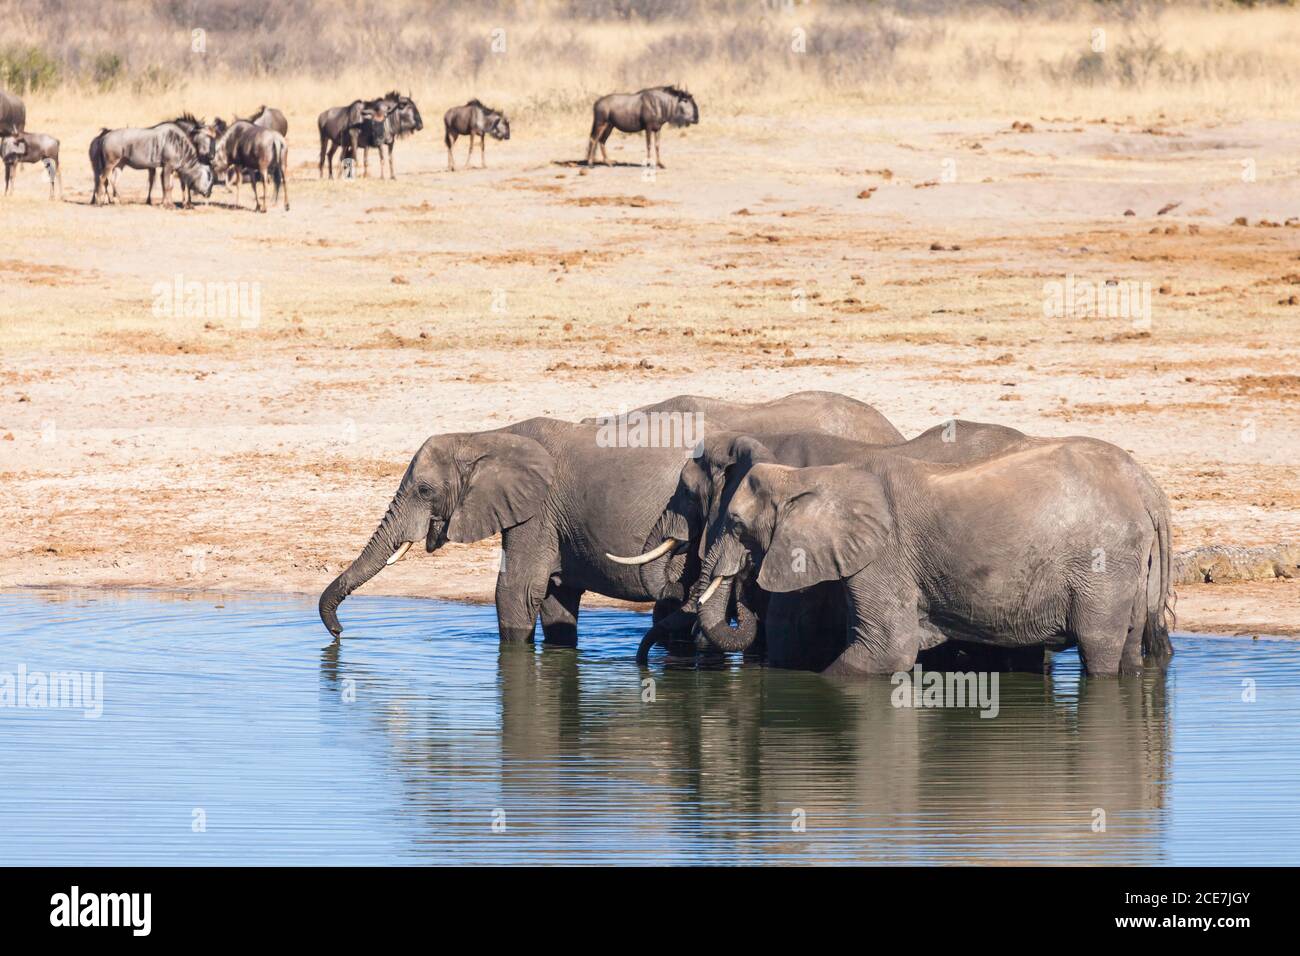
[319,392,903,645]
[695,437,1174,676]
[624,420,1035,666]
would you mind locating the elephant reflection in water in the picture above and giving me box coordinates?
[492,652,1173,864]
[320,637,1170,863]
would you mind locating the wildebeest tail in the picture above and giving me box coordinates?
[271,138,286,202]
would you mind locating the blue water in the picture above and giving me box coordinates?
[0,587,1297,865]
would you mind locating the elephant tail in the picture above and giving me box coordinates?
[1142,502,1175,664]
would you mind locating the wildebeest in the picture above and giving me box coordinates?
[242,105,288,136]
[1,131,61,199]
[92,124,214,208]
[0,90,24,136]
[585,86,699,168]
[157,114,215,205]
[211,120,289,213]
[443,99,510,171]
[317,100,365,178]
[318,92,421,179]
[344,91,422,179]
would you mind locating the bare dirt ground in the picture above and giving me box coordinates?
[2,105,1298,635]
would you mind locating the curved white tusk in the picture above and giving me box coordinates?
[698,576,726,606]
[605,538,679,566]
[386,541,414,566]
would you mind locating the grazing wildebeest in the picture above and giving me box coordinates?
[0,90,24,136]
[443,99,510,171]
[242,105,288,136]
[94,124,214,208]
[155,114,215,206]
[585,86,699,168]
[1,131,61,199]
[344,91,422,179]
[211,120,289,213]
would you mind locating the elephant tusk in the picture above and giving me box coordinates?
[698,575,726,606]
[606,538,679,566]
[386,541,414,566]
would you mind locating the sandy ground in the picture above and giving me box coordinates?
[2,106,1298,636]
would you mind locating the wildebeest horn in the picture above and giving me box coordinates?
[606,538,679,566]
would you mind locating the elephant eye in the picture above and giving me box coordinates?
[417,483,434,500]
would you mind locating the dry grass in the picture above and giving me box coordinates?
[4,1,1300,128]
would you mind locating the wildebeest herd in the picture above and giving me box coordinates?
[318,392,1176,678]
[0,85,702,211]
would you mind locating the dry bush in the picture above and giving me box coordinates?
[0,0,1297,121]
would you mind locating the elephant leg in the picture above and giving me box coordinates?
[824,572,921,676]
[495,520,557,644]
[539,582,582,647]
[1073,589,1136,677]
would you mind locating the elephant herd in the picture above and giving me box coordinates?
[319,391,1175,678]
[0,84,701,207]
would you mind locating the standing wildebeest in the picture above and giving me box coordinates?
[0,89,24,136]
[1,132,61,199]
[242,105,288,136]
[443,99,510,171]
[317,100,365,178]
[585,86,698,168]
[345,91,422,179]
[93,124,214,208]
[211,120,289,213]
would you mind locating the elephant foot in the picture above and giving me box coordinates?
[499,626,536,644]
[542,628,578,648]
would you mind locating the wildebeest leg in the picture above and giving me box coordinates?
[279,146,289,212]
[362,146,369,178]
[318,132,328,179]
[146,167,156,205]
[598,124,613,165]
[446,133,456,171]
[655,128,664,168]
[108,166,121,204]
[480,134,487,168]
[644,129,652,167]
[258,161,269,212]
[3,161,11,195]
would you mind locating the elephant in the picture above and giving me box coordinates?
[318,391,903,646]
[695,437,1174,677]
[623,419,1036,666]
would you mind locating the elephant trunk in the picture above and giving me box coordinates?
[319,498,403,638]
[695,574,760,652]
[692,530,758,652]
[635,607,696,666]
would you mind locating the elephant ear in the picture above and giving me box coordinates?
[756,468,892,593]
[446,434,555,543]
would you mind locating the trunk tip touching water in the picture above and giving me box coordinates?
[319,576,347,638]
